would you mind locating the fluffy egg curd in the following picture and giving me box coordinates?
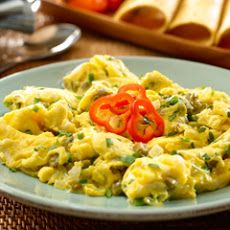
[0,55,230,206]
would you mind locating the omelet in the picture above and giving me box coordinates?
[0,55,229,206]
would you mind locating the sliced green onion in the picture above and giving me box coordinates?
[105,189,112,198]
[77,132,84,140]
[34,98,41,104]
[132,198,146,206]
[58,131,73,137]
[106,138,113,147]
[170,150,178,155]
[198,126,206,133]
[208,132,215,144]
[33,105,39,112]
[120,155,136,165]
[79,178,88,184]
[148,163,160,169]
[88,73,95,83]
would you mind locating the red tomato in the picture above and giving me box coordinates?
[67,0,108,13]
[107,0,123,12]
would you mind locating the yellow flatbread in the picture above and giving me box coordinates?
[114,0,180,32]
[167,0,225,46]
[215,0,230,48]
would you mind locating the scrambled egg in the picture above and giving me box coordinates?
[0,55,229,206]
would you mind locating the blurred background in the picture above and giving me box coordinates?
[0,0,158,77]
[0,0,230,76]
[1,0,230,78]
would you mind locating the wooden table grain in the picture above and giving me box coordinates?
[0,11,230,230]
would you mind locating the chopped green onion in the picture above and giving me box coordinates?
[180,137,190,143]
[168,114,176,121]
[168,112,177,121]
[200,86,207,89]
[105,189,112,198]
[77,132,84,140]
[202,153,211,161]
[202,164,211,172]
[198,126,206,133]
[79,178,87,184]
[106,138,113,147]
[3,101,12,108]
[23,129,33,135]
[48,144,58,151]
[33,105,39,112]
[9,168,17,172]
[117,152,140,165]
[58,131,73,137]
[227,111,230,118]
[67,153,73,163]
[208,132,215,144]
[187,113,198,122]
[132,152,142,158]
[88,73,95,83]
[107,56,114,61]
[76,95,83,100]
[132,198,145,206]
[167,132,177,137]
[202,153,211,172]
[148,163,160,169]
[170,150,178,155]
[120,155,136,165]
[89,120,95,126]
[34,98,41,104]
[224,146,230,154]
[167,96,179,106]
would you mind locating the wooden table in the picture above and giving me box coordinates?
[0,12,230,230]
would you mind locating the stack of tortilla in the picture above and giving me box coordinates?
[215,0,230,48]
[114,0,230,48]
[114,0,180,32]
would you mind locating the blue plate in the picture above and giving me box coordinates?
[0,57,229,221]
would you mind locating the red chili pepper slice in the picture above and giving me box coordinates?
[89,93,131,134]
[105,110,131,134]
[118,84,147,99]
[89,84,164,142]
[89,94,113,126]
[127,99,164,143]
[110,92,134,115]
